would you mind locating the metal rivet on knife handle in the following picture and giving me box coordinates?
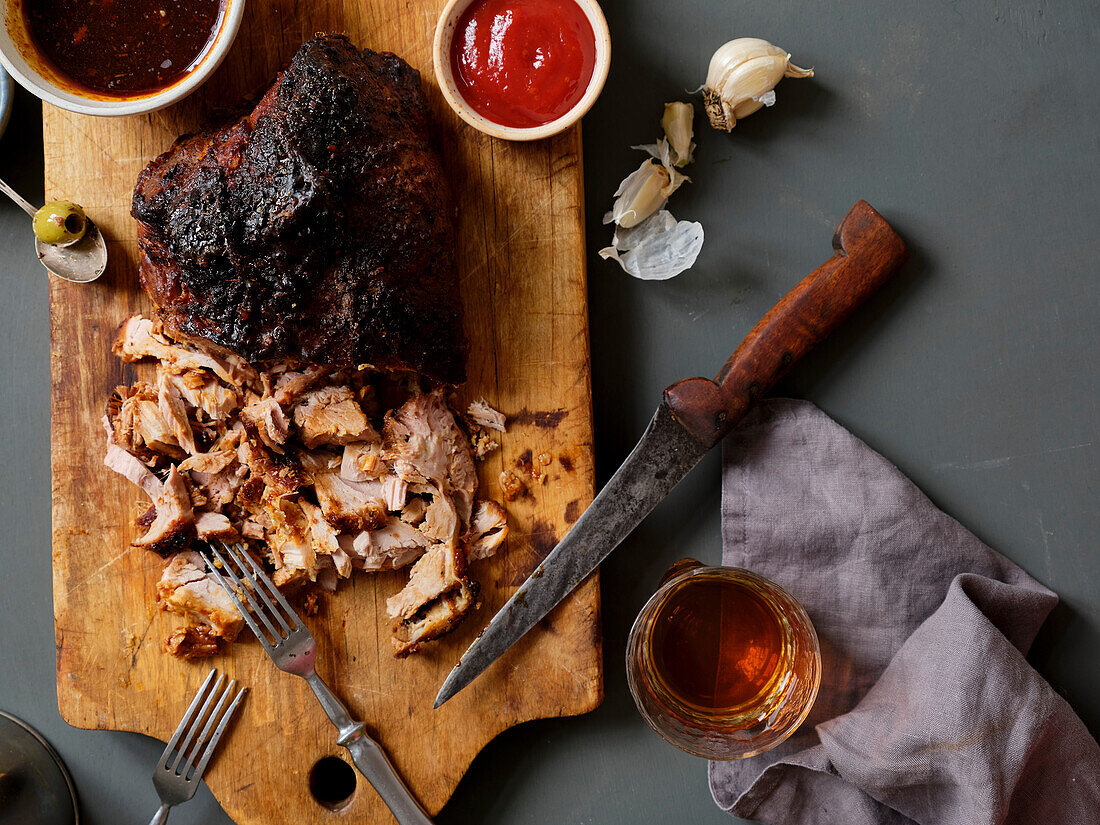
[434,201,908,708]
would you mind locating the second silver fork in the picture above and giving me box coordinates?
[204,540,433,825]
[150,668,246,825]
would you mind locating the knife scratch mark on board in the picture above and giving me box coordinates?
[65,547,135,594]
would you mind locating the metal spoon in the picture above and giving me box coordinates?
[0,177,107,283]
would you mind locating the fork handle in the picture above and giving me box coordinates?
[305,671,434,825]
[147,802,171,825]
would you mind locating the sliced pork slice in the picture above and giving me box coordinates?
[400,496,428,525]
[158,550,244,649]
[383,388,478,521]
[312,470,387,531]
[392,587,476,658]
[134,466,194,554]
[194,511,238,542]
[240,397,291,452]
[160,367,239,422]
[187,461,245,511]
[340,441,383,482]
[114,315,256,387]
[157,370,198,454]
[237,438,308,497]
[272,365,331,406]
[341,517,432,571]
[420,493,460,544]
[300,499,352,579]
[385,541,476,657]
[293,386,374,449]
[382,476,407,511]
[467,398,506,432]
[262,491,317,586]
[102,416,163,499]
[465,500,509,560]
[178,450,235,475]
[240,518,265,540]
[164,625,221,658]
[110,385,184,460]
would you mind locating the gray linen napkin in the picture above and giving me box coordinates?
[709,399,1100,824]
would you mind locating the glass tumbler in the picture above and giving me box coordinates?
[626,560,821,760]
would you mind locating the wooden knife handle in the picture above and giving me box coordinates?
[664,200,908,447]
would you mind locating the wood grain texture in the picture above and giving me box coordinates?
[46,1,601,821]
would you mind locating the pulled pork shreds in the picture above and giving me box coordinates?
[157,550,244,657]
[293,385,376,449]
[104,314,508,657]
[465,397,506,458]
[133,466,194,554]
[467,398,507,432]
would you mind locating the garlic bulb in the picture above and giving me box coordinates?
[661,102,695,167]
[603,157,687,229]
[701,37,813,132]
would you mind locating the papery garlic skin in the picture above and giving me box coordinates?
[603,156,687,229]
[702,37,813,132]
[661,102,695,166]
[599,210,704,281]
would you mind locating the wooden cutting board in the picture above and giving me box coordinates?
[46,1,601,821]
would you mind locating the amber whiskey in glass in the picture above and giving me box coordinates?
[627,560,821,760]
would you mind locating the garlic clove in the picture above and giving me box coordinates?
[661,102,695,166]
[702,37,813,132]
[632,137,694,180]
[604,156,687,229]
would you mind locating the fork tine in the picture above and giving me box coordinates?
[179,678,236,781]
[168,672,225,775]
[222,541,302,631]
[204,553,269,647]
[206,544,284,646]
[218,542,295,634]
[158,668,218,770]
[191,684,247,780]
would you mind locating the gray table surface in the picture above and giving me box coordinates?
[1,1,1097,823]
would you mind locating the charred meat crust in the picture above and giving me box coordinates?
[132,35,466,384]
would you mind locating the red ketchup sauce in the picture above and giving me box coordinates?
[451,0,597,129]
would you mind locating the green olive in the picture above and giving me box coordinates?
[33,200,87,246]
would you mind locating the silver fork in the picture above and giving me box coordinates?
[149,668,246,825]
[204,541,433,825]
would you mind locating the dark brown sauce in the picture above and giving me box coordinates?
[649,576,783,711]
[24,0,224,96]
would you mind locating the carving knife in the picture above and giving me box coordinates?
[435,200,908,708]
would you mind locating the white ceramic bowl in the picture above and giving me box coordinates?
[0,0,245,116]
[0,63,11,137]
[433,0,611,141]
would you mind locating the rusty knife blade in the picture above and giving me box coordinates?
[434,401,708,707]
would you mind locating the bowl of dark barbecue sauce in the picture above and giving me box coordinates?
[433,0,610,141]
[0,0,244,115]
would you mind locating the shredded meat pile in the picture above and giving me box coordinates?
[104,315,508,658]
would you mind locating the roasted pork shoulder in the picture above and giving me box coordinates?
[109,35,506,659]
[131,35,466,384]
